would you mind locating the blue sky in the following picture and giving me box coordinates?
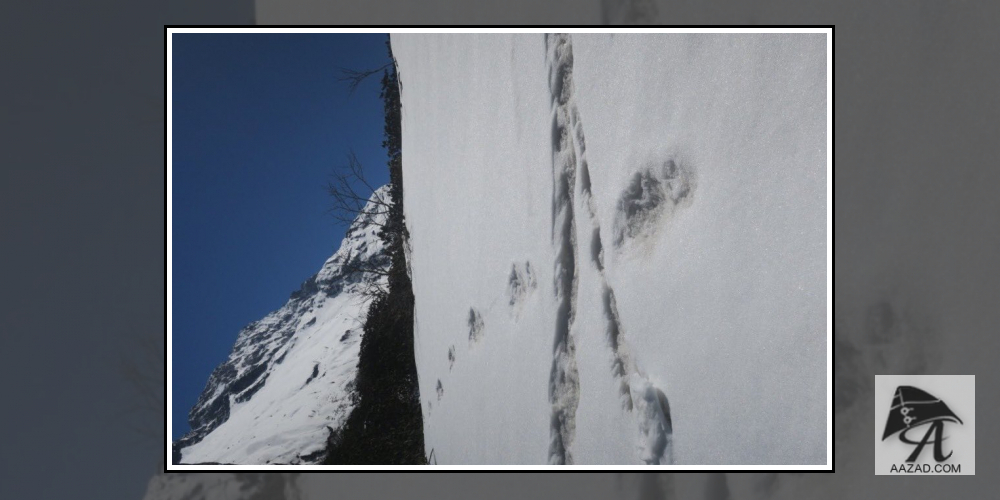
[171,33,391,439]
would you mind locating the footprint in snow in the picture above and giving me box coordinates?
[468,308,485,345]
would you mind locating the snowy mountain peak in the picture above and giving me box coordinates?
[316,185,391,285]
[174,186,390,465]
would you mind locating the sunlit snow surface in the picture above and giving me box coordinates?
[392,33,827,465]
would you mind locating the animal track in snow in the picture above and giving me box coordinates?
[447,345,456,371]
[548,33,674,464]
[546,33,582,465]
[507,261,538,314]
[612,158,695,248]
[629,375,673,465]
[436,379,444,401]
[467,308,485,345]
[602,286,635,411]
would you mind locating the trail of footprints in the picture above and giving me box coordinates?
[545,33,673,465]
[546,33,583,465]
[433,35,674,465]
[433,264,536,408]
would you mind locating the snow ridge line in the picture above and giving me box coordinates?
[546,33,581,465]
[554,34,674,465]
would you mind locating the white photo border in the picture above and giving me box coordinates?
[166,26,834,472]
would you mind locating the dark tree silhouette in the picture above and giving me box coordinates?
[323,36,425,465]
[327,149,394,299]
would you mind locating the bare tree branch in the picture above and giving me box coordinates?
[327,150,390,231]
[338,63,392,95]
[326,150,393,301]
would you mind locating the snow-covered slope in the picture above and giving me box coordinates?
[174,187,390,465]
[392,34,826,465]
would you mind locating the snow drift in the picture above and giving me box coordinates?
[392,33,827,465]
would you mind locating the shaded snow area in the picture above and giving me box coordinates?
[392,34,826,465]
[174,187,391,465]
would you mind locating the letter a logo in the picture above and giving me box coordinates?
[882,386,962,463]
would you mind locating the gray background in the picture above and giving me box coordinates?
[4,0,1000,498]
[3,3,253,500]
